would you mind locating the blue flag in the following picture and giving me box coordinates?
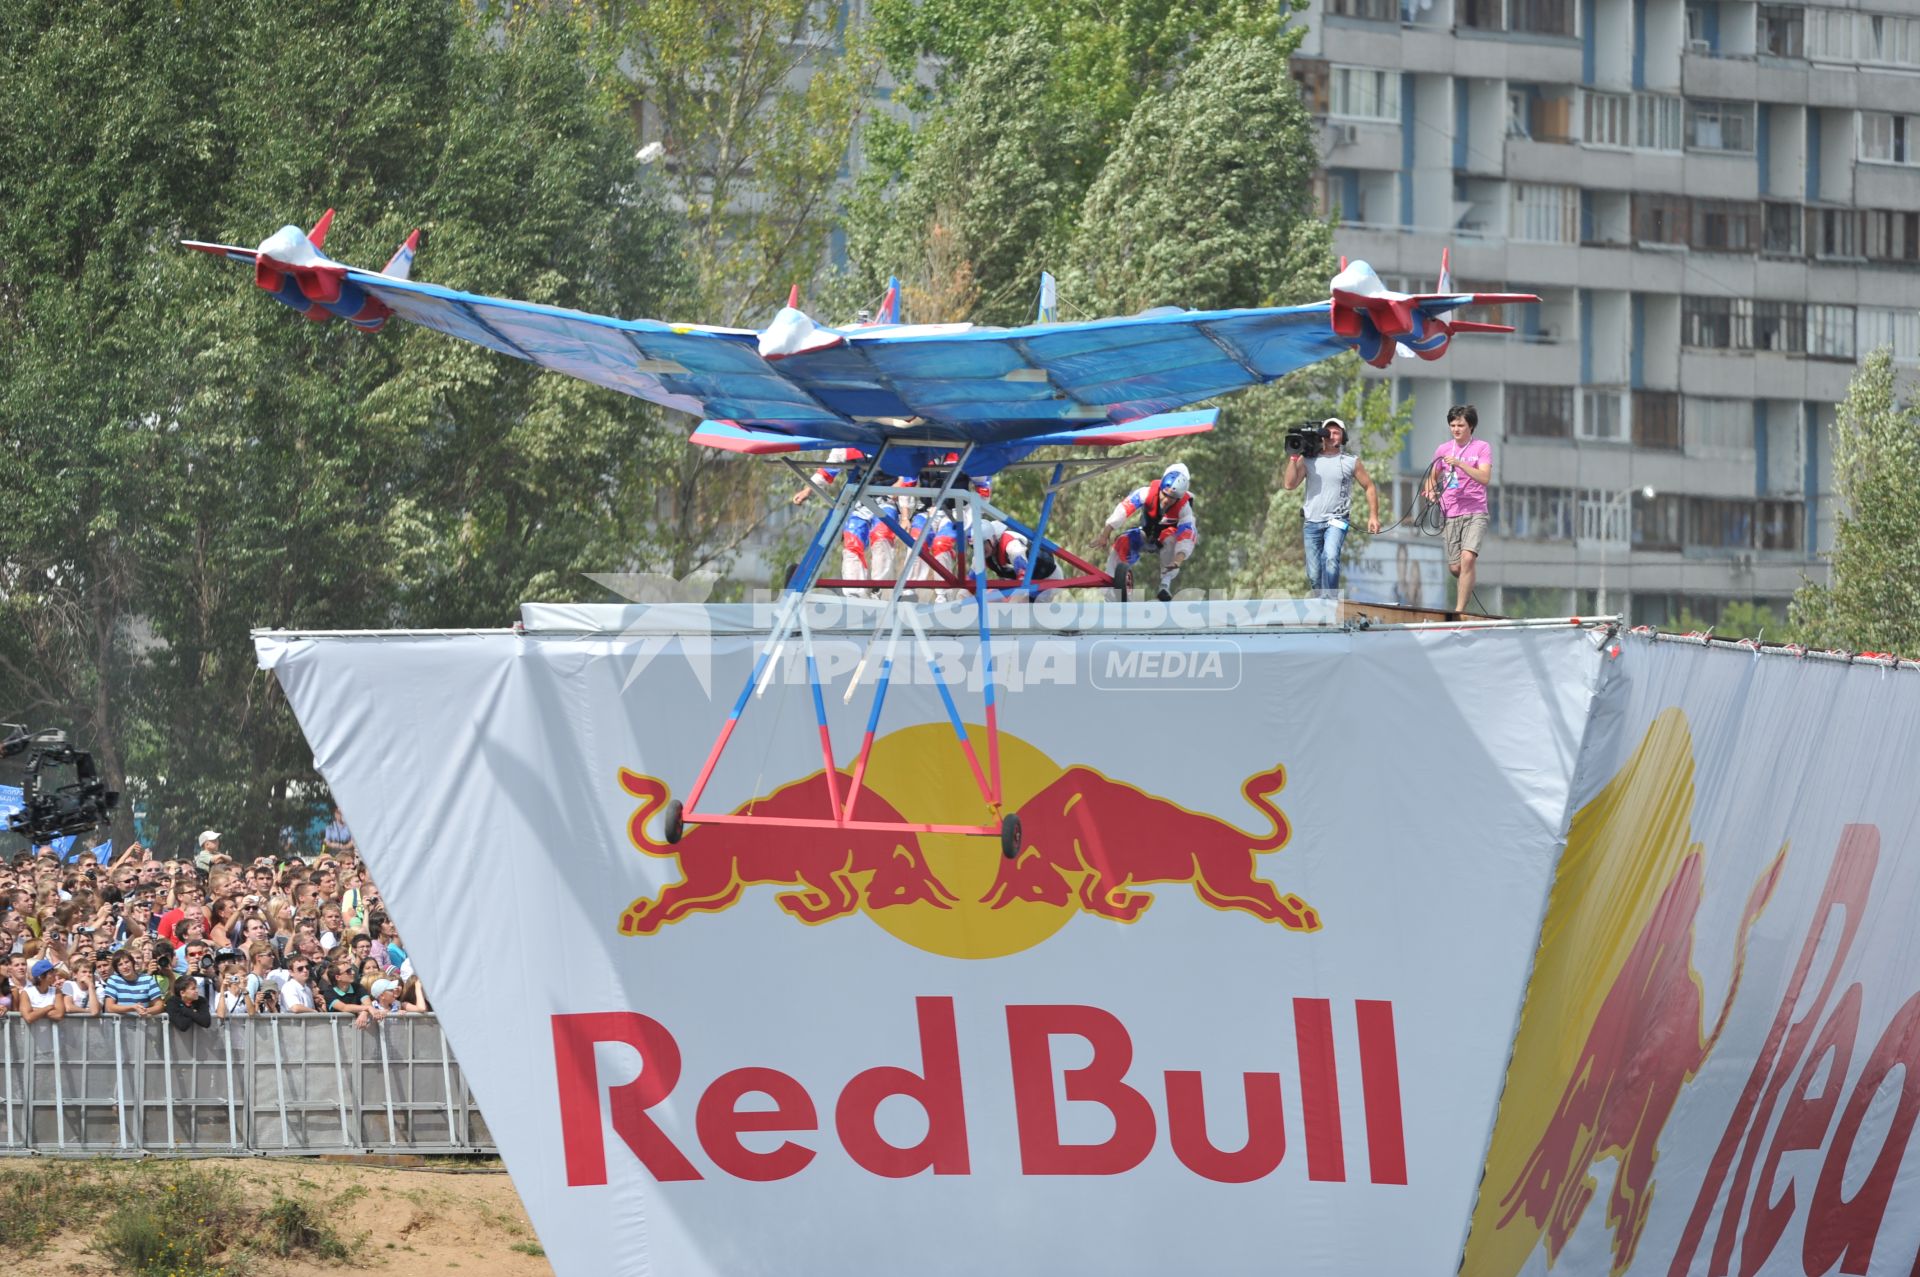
[91,839,113,866]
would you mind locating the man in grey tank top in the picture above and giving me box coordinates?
[1281,418,1380,592]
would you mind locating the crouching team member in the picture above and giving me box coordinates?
[921,475,993,602]
[791,448,893,595]
[1101,462,1197,601]
[977,515,1057,587]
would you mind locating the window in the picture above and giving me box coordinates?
[1328,0,1397,18]
[1497,486,1576,540]
[1688,498,1757,549]
[1806,9,1853,59]
[1752,300,1805,353]
[1685,398,1757,458]
[1759,501,1804,551]
[1683,296,1750,349]
[1580,390,1628,442]
[1866,210,1920,262]
[1579,489,1631,544]
[1460,0,1505,30]
[1507,385,1575,438]
[1633,491,1685,549]
[1511,0,1575,36]
[1686,2,1715,49]
[1633,391,1682,449]
[1585,91,1630,147]
[1686,100,1756,153]
[1330,66,1400,121]
[1634,193,1691,244]
[1757,5,1805,57]
[1292,60,1330,115]
[1691,199,1760,251]
[1512,184,1580,243]
[1807,304,1856,359]
[1814,207,1865,259]
[1635,95,1684,151]
[1860,113,1919,165]
[1763,202,1803,256]
[1859,13,1920,66]
[1859,307,1920,363]
[1514,90,1575,143]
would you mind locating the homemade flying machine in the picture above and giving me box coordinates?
[187,213,1534,854]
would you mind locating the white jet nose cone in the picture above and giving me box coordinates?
[1330,259,1388,296]
[758,306,845,359]
[257,224,327,267]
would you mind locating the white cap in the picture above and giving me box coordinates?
[371,979,399,998]
[197,830,221,847]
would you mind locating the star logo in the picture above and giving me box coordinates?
[585,572,720,699]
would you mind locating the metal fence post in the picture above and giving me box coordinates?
[111,1016,130,1151]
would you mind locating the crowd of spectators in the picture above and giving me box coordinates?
[0,810,430,1036]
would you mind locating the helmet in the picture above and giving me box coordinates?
[1159,463,1190,506]
[974,477,993,500]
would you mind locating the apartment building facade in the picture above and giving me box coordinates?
[1294,0,1920,623]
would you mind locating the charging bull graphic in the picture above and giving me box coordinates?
[1463,709,1785,1277]
[981,764,1319,930]
[1495,847,1782,1271]
[616,770,958,934]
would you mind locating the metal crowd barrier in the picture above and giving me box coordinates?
[0,1014,494,1156]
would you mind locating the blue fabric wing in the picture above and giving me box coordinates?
[351,273,847,430]
[346,274,1351,450]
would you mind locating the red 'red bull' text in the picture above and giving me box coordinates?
[551,997,1406,1187]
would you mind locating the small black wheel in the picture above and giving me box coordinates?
[663,799,686,845]
[1000,812,1023,860]
[1155,585,1173,603]
[780,561,799,590]
[1117,564,1134,602]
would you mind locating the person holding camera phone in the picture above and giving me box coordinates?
[1283,417,1379,593]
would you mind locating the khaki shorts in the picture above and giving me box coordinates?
[1444,512,1488,566]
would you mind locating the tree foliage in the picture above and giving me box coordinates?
[1789,349,1920,654]
[0,0,686,852]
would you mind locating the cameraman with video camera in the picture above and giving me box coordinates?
[1282,418,1379,593]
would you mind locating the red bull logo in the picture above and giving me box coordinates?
[1466,710,1920,1277]
[615,724,1320,957]
[1465,710,1784,1277]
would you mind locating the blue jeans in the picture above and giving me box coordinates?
[1303,520,1348,592]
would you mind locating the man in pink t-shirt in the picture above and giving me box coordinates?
[1423,404,1493,613]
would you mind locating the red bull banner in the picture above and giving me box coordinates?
[259,608,1607,1276]
[1465,637,1920,1277]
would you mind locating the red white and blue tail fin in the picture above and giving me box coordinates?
[381,229,420,280]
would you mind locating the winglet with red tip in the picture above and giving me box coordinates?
[1437,246,1453,294]
[787,284,800,309]
[308,209,335,249]
[381,228,421,280]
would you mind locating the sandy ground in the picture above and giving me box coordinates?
[11,1157,554,1277]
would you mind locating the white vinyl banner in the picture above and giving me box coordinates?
[1465,636,1920,1277]
[259,610,1605,1276]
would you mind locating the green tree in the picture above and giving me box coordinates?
[559,0,881,575]
[0,1,687,851]
[848,2,1311,321]
[1789,349,1920,654]
[1066,34,1328,315]
[845,29,1095,325]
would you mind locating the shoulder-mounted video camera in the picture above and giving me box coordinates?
[1285,422,1332,456]
[2,726,119,843]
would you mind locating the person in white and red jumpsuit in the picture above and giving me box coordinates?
[1100,462,1197,601]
